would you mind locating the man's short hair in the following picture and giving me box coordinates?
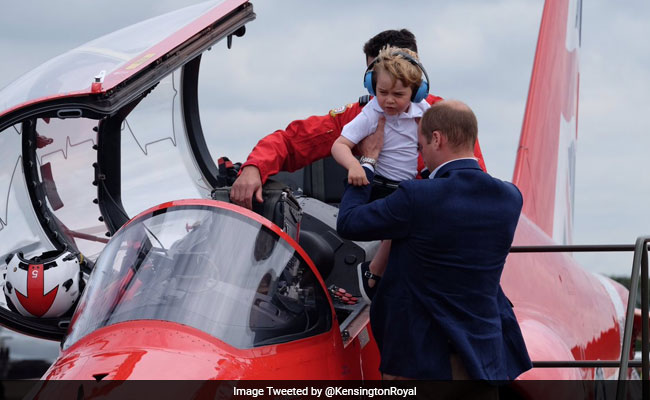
[363,29,418,59]
[373,47,423,95]
[421,101,478,151]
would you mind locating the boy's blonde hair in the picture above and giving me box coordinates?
[372,46,423,95]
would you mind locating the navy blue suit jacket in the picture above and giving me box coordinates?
[337,159,532,380]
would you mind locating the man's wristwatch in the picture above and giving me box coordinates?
[359,156,377,168]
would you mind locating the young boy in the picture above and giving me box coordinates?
[331,46,430,302]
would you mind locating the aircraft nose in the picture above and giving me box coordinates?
[30,376,243,399]
[47,348,242,380]
[43,320,251,380]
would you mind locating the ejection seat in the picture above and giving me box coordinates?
[273,156,348,204]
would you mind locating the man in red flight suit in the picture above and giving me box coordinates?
[230,29,486,209]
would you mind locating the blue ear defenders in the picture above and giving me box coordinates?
[363,51,430,103]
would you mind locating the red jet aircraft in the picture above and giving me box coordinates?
[0,0,646,396]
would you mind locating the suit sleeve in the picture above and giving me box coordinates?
[337,168,412,241]
[240,103,363,183]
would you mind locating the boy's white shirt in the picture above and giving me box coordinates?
[341,97,430,181]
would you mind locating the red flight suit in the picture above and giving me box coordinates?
[240,94,487,183]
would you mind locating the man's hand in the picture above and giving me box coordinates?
[230,165,263,209]
[358,116,385,159]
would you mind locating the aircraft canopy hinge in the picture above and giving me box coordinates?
[91,70,106,93]
[227,26,246,49]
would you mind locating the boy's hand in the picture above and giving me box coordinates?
[348,164,370,186]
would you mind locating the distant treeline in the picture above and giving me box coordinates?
[609,275,649,307]
[610,276,632,289]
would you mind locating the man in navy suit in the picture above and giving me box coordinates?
[337,100,531,383]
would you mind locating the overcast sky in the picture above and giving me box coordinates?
[0,0,649,276]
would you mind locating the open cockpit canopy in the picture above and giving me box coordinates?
[0,0,255,340]
[0,0,253,258]
[0,0,251,123]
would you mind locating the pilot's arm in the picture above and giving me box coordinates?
[238,94,484,183]
[231,101,364,209]
[231,94,485,209]
[240,102,365,183]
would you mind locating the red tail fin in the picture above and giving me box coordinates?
[513,0,582,244]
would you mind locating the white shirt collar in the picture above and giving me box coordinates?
[369,97,427,119]
[429,157,477,179]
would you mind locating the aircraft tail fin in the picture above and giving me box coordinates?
[512,0,582,245]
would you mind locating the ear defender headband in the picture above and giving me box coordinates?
[363,51,430,103]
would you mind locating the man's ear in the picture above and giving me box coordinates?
[433,130,444,149]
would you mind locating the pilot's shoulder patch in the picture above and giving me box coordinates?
[329,103,353,117]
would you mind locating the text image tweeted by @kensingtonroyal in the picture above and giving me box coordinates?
[233,385,415,398]
[3,380,645,399]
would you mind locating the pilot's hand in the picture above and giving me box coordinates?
[348,164,370,186]
[358,116,385,160]
[231,165,264,209]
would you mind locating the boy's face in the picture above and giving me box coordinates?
[375,69,413,116]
